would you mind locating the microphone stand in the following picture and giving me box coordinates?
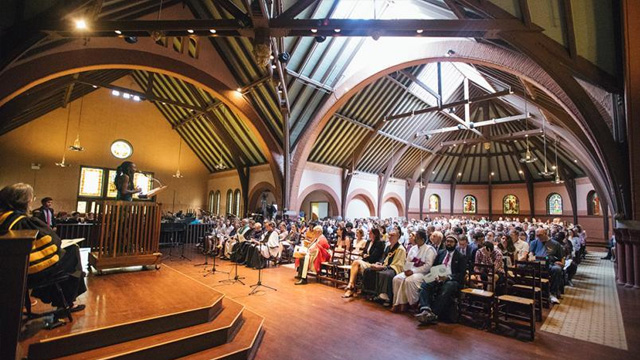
[248,239,277,295]
[205,233,229,277]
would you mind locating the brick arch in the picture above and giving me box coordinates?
[296,184,341,218]
[248,181,279,212]
[345,189,377,217]
[381,192,405,217]
[0,46,283,195]
[288,40,624,219]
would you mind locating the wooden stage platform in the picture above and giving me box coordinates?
[19,247,639,360]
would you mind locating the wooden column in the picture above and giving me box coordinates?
[0,230,37,360]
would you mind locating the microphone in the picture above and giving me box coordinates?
[148,177,163,187]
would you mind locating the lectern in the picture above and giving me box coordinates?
[89,200,163,273]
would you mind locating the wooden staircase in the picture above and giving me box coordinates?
[26,297,263,360]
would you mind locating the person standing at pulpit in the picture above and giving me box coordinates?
[115,161,141,201]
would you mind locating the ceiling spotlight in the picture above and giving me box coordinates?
[432,171,436,174]
[278,52,291,63]
[421,168,425,172]
[416,29,424,34]
[491,172,495,176]
[75,19,87,30]
[334,28,341,33]
[551,165,557,170]
[133,95,141,101]
[111,90,120,96]
[209,29,217,34]
[115,30,122,35]
[425,134,432,140]
[187,29,194,34]
[271,64,276,69]
[270,55,275,60]
[314,35,326,43]
[445,49,455,57]
[92,85,98,89]
[236,88,243,93]
[124,36,138,44]
[518,170,524,174]
[311,28,318,33]
[172,169,184,178]
[371,30,382,41]
[122,93,131,99]
[458,172,462,176]
[574,159,578,163]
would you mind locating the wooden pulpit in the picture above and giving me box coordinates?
[89,201,163,273]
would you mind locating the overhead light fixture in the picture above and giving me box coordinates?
[311,28,318,33]
[75,19,87,30]
[551,137,564,184]
[574,159,578,163]
[209,29,217,34]
[111,90,120,96]
[124,36,138,44]
[491,172,495,176]
[69,96,86,152]
[446,49,455,57]
[92,85,98,89]
[458,172,462,176]
[416,29,424,34]
[133,95,141,101]
[271,64,276,69]
[278,52,291,63]
[519,93,537,164]
[269,55,275,60]
[115,30,122,35]
[214,163,227,170]
[334,28,341,33]
[314,35,326,43]
[122,93,131,99]
[518,170,524,174]
[539,118,554,177]
[236,88,243,93]
[187,29,194,34]
[55,155,70,168]
[173,139,184,178]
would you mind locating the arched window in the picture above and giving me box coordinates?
[462,195,477,214]
[214,191,221,215]
[226,190,233,215]
[587,190,601,216]
[208,191,215,214]
[234,189,241,216]
[428,194,440,212]
[503,194,519,215]
[547,193,563,215]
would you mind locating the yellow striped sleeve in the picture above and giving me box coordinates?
[32,235,53,250]
[29,244,58,262]
[28,255,59,274]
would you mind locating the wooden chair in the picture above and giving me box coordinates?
[459,263,495,329]
[24,272,74,323]
[535,256,552,308]
[496,261,538,340]
[510,260,543,321]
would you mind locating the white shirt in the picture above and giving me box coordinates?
[404,243,437,274]
[514,239,530,261]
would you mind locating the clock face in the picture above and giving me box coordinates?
[110,140,133,159]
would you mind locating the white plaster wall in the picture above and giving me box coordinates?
[348,172,379,209]
[346,199,372,219]
[576,177,600,215]
[248,164,275,191]
[298,162,342,203]
[408,185,421,213]
[381,201,400,218]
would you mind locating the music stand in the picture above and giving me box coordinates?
[248,252,277,295]
[194,235,213,269]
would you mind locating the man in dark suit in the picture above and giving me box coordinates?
[33,197,56,229]
[416,234,467,324]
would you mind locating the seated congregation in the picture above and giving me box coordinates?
[202,211,584,339]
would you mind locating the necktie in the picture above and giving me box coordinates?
[444,252,451,266]
[45,209,51,227]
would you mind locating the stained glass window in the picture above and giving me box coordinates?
[215,191,221,215]
[429,194,440,212]
[78,167,104,197]
[587,191,601,216]
[132,172,153,200]
[106,170,118,198]
[548,193,563,215]
[226,190,233,215]
[234,189,241,216]
[503,195,519,215]
[462,195,477,214]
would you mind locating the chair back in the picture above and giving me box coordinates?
[512,260,542,299]
[332,247,347,265]
[468,263,495,292]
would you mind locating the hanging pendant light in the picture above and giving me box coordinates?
[69,96,85,152]
[539,118,554,177]
[551,137,564,184]
[172,137,184,178]
[56,104,72,167]
[419,151,426,189]
[519,93,537,164]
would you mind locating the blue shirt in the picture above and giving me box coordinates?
[529,238,564,262]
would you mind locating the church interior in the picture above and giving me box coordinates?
[1,0,639,359]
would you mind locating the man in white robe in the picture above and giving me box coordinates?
[392,229,438,310]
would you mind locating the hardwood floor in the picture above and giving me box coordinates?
[20,248,638,360]
[168,250,638,360]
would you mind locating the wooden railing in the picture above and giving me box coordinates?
[56,223,96,247]
[88,201,162,272]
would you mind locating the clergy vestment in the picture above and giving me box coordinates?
[392,243,437,306]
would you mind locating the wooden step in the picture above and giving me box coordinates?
[53,300,245,360]
[177,310,264,360]
[27,297,224,360]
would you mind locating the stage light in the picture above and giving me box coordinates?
[75,19,87,30]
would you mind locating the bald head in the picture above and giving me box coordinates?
[536,228,549,242]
